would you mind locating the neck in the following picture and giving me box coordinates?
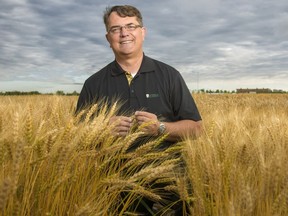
[116,52,144,73]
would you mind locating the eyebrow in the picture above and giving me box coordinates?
[109,23,135,28]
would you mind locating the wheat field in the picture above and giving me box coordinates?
[0,94,287,215]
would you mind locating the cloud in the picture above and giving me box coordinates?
[0,0,287,92]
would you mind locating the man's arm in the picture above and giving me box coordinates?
[161,119,202,141]
[134,111,202,141]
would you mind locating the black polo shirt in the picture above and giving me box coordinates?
[76,54,201,122]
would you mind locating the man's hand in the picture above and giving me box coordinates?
[109,116,132,137]
[134,111,160,136]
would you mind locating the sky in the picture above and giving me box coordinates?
[1,0,287,93]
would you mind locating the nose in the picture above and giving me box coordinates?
[120,26,129,36]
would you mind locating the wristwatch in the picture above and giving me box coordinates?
[158,122,166,135]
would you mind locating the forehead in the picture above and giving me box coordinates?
[108,12,139,27]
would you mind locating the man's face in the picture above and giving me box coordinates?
[105,12,146,58]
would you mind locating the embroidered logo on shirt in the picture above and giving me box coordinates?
[146,94,159,98]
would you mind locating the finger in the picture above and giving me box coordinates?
[112,128,128,138]
[137,119,157,127]
[135,111,157,121]
[118,125,131,132]
[135,111,150,118]
[135,115,147,123]
[110,116,132,126]
[120,120,133,127]
[117,129,130,137]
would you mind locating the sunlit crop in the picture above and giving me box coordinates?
[0,94,287,215]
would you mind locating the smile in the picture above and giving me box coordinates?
[120,40,133,44]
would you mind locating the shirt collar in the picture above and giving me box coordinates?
[110,53,155,76]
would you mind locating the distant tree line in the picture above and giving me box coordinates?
[0,91,42,95]
[193,88,287,94]
[55,90,80,96]
[236,88,287,94]
[0,91,80,96]
[196,89,236,94]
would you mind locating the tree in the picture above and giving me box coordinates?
[56,90,65,95]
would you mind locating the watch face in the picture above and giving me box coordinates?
[159,123,166,134]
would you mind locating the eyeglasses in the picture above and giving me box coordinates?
[108,24,142,34]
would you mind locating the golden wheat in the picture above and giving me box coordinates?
[0,94,287,215]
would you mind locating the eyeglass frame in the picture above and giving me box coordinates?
[108,24,143,34]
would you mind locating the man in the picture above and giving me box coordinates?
[76,5,202,215]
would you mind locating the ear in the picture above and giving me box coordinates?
[141,27,147,41]
[105,34,112,47]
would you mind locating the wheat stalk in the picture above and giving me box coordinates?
[122,152,169,175]
[11,141,24,195]
[12,112,20,145]
[133,184,162,202]
[84,103,99,123]
[3,140,13,161]
[55,145,73,176]
[127,163,173,184]
[272,180,288,215]
[0,138,5,166]
[0,178,11,212]
[24,104,33,144]
[0,114,3,134]
[120,132,145,154]
[75,202,95,216]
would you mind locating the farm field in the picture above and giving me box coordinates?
[0,94,287,215]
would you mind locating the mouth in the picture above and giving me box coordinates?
[120,40,133,44]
